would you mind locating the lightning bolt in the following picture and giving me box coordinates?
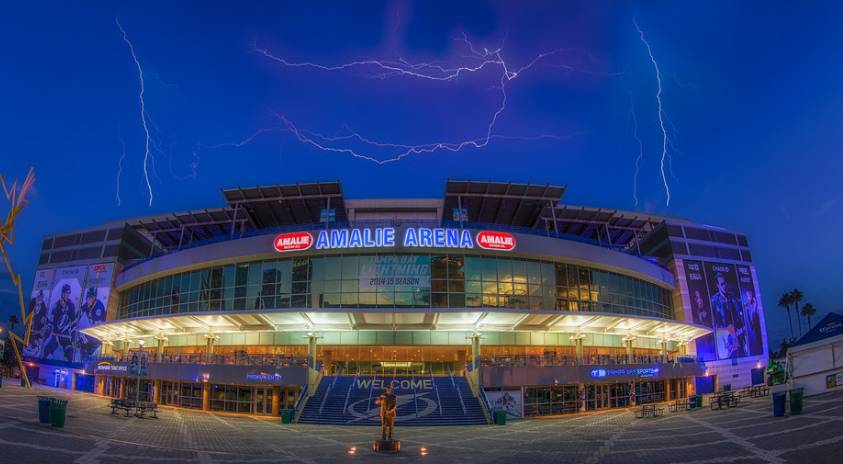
[116,17,154,206]
[245,34,611,164]
[116,134,126,206]
[634,17,672,206]
[627,94,645,207]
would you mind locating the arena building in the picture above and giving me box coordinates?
[22,181,769,423]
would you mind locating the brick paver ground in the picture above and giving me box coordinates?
[1,383,842,463]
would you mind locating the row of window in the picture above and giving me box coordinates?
[119,254,673,320]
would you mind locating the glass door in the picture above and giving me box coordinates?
[253,387,272,415]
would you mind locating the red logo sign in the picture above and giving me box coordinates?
[273,232,313,252]
[475,231,516,251]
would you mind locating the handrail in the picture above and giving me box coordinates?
[412,374,419,418]
[450,368,467,415]
[366,374,377,415]
[341,370,359,416]
[431,371,442,416]
[318,374,339,415]
[292,387,308,422]
[476,385,494,424]
[123,218,662,272]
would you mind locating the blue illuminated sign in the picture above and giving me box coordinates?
[589,367,661,379]
[314,227,478,250]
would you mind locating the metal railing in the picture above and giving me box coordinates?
[125,218,661,271]
[431,371,443,416]
[480,354,703,369]
[449,368,467,415]
[341,370,359,417]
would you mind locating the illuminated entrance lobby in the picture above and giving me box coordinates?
[25,181,768,423]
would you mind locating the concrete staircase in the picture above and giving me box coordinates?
[298,375,487,426]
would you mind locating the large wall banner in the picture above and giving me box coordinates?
[683,260,717,361]
[24,263,115,366]
[22,269,55,359]
[683,260,765,361]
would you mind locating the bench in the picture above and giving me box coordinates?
[635,404,665,418]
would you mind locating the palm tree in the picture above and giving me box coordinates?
[801,303,817,330]
[791,289,803,337]
[778,293,794,340]
[7,314,18,333]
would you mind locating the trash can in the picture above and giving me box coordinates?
[772,392,786,417]
[790,388,804,415]
[37,396,52,423]
[0,374,4,388]
[695,396,703,408]
[50,398,68,428]
[280,409,294,424]
[493,410,507,425]
[723,384,731,392]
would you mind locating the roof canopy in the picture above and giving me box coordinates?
[792,312,843,347]
[82,309,710,343]
[443,180,565,227]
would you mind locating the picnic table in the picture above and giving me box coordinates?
[669,398,690,412]
[710,392,740,410]
[110,399,159,418]
[635,403,665,418]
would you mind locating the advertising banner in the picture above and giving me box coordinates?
[358,255,431,290]
[485,389,523,419]
[682,260,716,361]
[76,263,114,361]
[40,266,87,363]
[704,262,748,360]
[26,263,114,366]
[736,265,764,356]
[22,269,55,358]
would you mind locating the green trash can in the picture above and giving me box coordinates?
[493,410,507,425]
[37,396,52,423]
[790,388,804,415]
[50,398,68,428]
[280,409,294,424]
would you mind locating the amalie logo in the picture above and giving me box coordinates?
[273,232,314,252]
[475,231,516,251]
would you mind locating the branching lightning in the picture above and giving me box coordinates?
[116,134,126,206]
[245,34,610,164]
[634,17,673,206]
[116,17,154,206]
[626,91,645,207]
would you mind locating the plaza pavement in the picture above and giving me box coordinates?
[0,382,842,463]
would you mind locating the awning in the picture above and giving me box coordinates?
[82,309,710,343]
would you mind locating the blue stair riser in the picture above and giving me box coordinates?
[298,376,487,426]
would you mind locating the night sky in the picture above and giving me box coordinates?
[1,1,842,350]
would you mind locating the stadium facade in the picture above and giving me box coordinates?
[22,181,768,423]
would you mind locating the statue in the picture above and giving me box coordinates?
[373,384,400,453]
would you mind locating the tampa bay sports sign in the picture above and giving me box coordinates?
[273,228,516,252]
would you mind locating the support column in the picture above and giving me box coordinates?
[205,334,218,364]
[271,386,281,417]
[101,340,113,357]
[118,377,126,399]
[571,334,585,366]
[660,339,669,364]
[202,382,211,411]
[578,383,586,412]
[153,380,161,404]
[155,334,167,363]
[468,333,482,390]
[70,373,77,391]
[665,380,672,402]
[623,336,635,364]
[95,376,104,395]
[306,333,321,395]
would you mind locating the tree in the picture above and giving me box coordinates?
[7,314,17,333]
[778,293,794,340]
[790,288,804,338]
[801,303,817,329]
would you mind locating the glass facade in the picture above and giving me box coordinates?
[119,254,673,320]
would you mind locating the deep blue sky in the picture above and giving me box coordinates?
[1,1,841,349]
